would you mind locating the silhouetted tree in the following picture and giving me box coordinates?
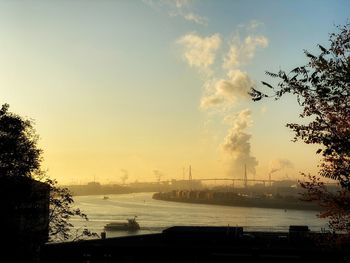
[0,104,41,178]
[250,24,350,233]
[37,172,97,241]
[0,103,96,241]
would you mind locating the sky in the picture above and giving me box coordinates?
[0,0,349,185]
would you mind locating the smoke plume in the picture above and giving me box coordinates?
[200,69,254,109]
[222,109,258,176]
[153,170,164,182]
[177,33,221,74]
[120,169,129,184]
[268,159,294,176]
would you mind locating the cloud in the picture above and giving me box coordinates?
[221,109,258,176]
[143,0,207,25]
[223,108,252,128]
[174,0,191,8]
[183,12,208,25]
[200,69,254,109]
[177,33,221,72]
[248,20,264,30]
[243,35,268,59]
[197,24,268,110]
[239,20,265,31]
[223,45,239,68]
[200,95,225,109]
[223,35,269,69]
[217,70,254,98]
[175,22,268,179]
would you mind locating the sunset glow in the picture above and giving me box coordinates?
[1,0,348,184]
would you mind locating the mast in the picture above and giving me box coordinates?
[244,164,247,188]
[188,165,192,190]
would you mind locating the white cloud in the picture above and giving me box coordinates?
[200,70,253,109]
[174,0,191,8]
[183,12,208,25]
[200,95,225,109]
[177,33,221,72]
[143,0,208,25]
[223,108,252,129]
[217,70,253,98]
[243,35,268,59]
[247,20,264,30]
[175,23,268,179]
[222,45,239,68]
[223,35,269,69]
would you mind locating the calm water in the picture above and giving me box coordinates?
[71,192,328,238]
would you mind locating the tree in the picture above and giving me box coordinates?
[0,104,41,178]
[250,24,350,233]
[39,172,97,241]
[0,103,96,241]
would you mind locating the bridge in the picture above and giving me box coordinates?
[163,165,280,188]
[158,177,280,188]
[155,166,337,188]
[197,178,277,183]
[159,177,337,188]
[192,178,277,187]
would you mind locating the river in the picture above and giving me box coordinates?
[71,192,328,238]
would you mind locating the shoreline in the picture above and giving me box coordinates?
[152,191,321,211]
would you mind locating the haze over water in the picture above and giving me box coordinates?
[72,193,328,238]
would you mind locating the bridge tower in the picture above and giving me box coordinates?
[244,164,248,188]
[188,165,192,190]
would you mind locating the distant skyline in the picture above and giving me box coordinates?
[1,0,349,184]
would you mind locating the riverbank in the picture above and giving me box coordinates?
[153,190,320,211]
[71,192,327,237]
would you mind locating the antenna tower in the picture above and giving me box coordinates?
[188,165,192,190]
[244,164,247,188]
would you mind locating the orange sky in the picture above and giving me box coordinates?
[1,1,347,184]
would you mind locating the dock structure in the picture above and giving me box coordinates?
[41,226,350,263]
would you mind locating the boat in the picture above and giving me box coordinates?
[104,217,140,231]
[103,196,109,200]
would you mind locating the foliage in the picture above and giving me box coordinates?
[0,103,96,241]
[36,172,98,241]
[250,24,350,232]
[300,174,350,233]
[0,104,41,178]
